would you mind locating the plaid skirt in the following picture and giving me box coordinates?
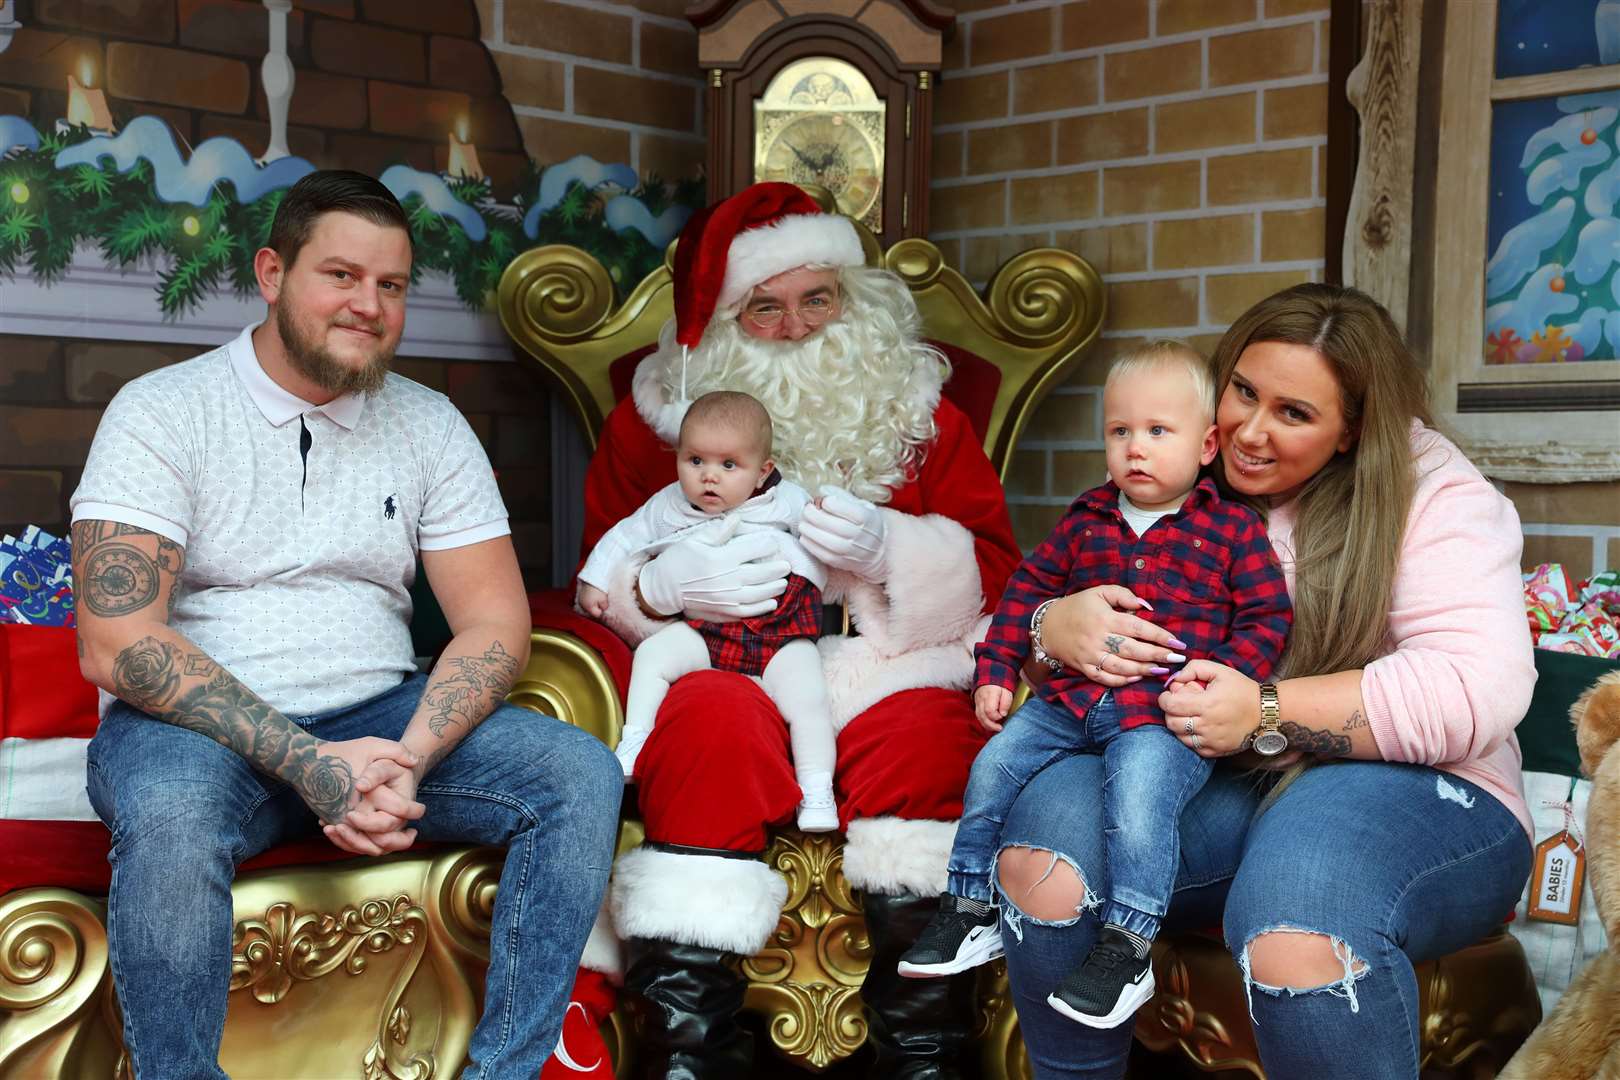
[688,573,823,677]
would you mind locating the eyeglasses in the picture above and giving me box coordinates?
[741,294,839,329]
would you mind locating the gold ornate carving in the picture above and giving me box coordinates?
[973,961,1029,1080]
[230,894,436,1080]
[1133,937,1260,1078]
[230,894,424,1005]
[510,629,626,749]
[434,849,504,960]
[497,245,676,449]
[742,831,870,1070]
[0,889,116,1079]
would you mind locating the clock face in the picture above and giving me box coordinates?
[753,57,886,231]
[758,112,882,223]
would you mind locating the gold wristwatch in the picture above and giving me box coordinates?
[1252,682,1287,756]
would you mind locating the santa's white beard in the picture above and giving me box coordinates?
[648,293,945,503]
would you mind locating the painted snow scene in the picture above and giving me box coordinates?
[1485,0,1620,365]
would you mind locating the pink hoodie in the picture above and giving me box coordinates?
[1265,423,1534,838]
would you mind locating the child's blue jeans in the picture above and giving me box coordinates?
[946,691,1211,941]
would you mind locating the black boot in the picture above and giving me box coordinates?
[861,891,979,1080]
[622,936,754,1080]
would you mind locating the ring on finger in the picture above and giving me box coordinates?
[1183,718,1195,735]
[1191,734,1202,750]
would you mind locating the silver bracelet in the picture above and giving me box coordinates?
[1030,598,1063,671]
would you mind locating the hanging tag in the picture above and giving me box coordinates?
[1527,829,1586,925]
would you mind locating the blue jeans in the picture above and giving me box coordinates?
[85,674,623,1080]
[995,756,1533,1079]
[947,693,1211,941]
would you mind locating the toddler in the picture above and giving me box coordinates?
[897,342,1292,1027]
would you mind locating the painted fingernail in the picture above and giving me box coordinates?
[1138,600,1154,611]
[1167,653,1187,663]
[1127,676,1142,683]
[1149,666,1171,675]
[1168,637,1188,650]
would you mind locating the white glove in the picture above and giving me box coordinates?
[800,485,890,583]
[637,516,791,622]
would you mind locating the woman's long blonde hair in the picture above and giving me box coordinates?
[1211,283,1433,679]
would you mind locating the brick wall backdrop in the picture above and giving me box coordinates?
[928,0,1331,551]
[928,0,1617,572]
[475,0,706,179]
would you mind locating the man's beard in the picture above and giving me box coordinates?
[655,288,943,503]
[276,302,393,396]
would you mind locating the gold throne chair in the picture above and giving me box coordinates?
[497,212,1545,1079]
[498,220,1104,1077]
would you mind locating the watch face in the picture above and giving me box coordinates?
[759,113,882,221]
[1253,731,1289,756]
[753,56,886,230]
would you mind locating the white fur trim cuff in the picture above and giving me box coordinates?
[596,551,673,648]
[844,510,984,657]
[842,817,958,897]
[579,901,624,982]
[720,214,864,309]
[610,846,789,954]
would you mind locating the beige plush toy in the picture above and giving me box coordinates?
[1502,670,1620,1080]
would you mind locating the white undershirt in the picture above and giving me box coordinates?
[1118,492,1175,539]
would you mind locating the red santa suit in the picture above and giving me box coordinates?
[581,186,1020,955]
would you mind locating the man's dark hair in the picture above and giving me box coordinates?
[267,170,410,269]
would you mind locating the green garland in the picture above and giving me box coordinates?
[0,125,703,316]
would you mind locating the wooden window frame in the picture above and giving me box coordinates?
[1422,2,1620,482]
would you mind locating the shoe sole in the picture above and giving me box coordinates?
[896,931,1004,978]
[1046,966,1156,1029]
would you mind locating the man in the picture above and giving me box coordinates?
[582,183,1021,1078]
[71,170,622,1079]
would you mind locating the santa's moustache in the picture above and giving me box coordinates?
[655,299,944,503]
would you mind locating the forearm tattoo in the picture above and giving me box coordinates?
[110,636,356,823]
[422,641,520,737]
[1342,710,1367,732]
[1279,721,1353,758]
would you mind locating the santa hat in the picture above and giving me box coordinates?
[672,182,865,348]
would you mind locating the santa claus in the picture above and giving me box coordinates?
[581,182,1020,1078]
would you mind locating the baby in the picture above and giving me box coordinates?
[577,390,838,831]
[897,342,1292,1028]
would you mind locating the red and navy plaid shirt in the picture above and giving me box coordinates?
[975,477,1291,729]
[690,572,823,678]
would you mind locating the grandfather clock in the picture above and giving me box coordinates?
[687,0,953,249]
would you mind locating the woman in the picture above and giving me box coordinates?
[994,283,1535,1078]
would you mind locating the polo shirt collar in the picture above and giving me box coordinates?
[227,324,365,431]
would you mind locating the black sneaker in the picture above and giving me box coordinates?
[1046,927,1156,1028]
[895,894,1004,978]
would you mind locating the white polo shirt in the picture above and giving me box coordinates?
[71,325,510,716]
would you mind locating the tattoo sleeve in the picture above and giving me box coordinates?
[77,520,357,823]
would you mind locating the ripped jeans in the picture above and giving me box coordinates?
[995,756,1531,1079]
[948,692,1211,942]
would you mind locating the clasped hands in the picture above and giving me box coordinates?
[1035,586,1263,759]
[310,737,428,856]
[627,485,889,623]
